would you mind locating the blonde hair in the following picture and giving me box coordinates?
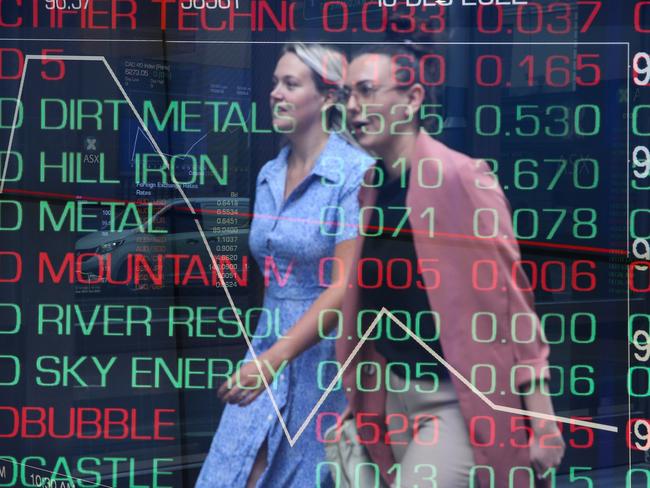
[281,43,357,146]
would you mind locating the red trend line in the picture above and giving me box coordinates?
[0,186,628,257]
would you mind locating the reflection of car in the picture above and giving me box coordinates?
[74,197,250,293]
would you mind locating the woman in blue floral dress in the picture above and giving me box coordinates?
[195,44,373,488]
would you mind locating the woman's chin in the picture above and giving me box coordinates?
[272,121,296,134]
[353,132,376,151]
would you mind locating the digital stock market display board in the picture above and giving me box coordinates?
[0,1,649,487]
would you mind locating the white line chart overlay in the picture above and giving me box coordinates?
[1,54,619,465]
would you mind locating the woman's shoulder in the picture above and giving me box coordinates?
[326,134,375,184]
[256,145,290,184]
[414,132,491,185]
[329,133,374,162]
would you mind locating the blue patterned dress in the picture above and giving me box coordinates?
[196,134,374,488]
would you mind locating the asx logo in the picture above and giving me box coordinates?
[83,154,100,164]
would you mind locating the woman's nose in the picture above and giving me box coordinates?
[346,92,359,115]
[270,85,283,101]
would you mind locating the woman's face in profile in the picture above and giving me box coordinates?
[270,52,325,135]
[346,54,413,157]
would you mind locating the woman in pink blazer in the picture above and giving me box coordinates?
[336,45,566,487]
